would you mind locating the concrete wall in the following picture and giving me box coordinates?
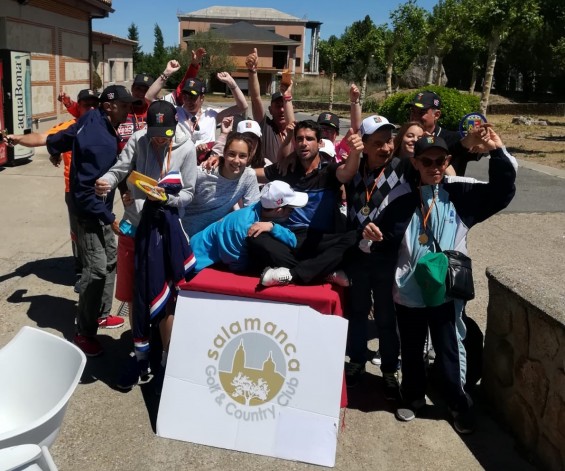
[482,267,565,471]
[487,103,565,116]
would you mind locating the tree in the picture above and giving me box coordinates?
[462,0,542,114]
[424,0,463,86]
[182,31,235,84]
[341,16,386,103]
[231,373,270,406]
[127,22,144,73]
[318,35,345,110]
[384,0,428,96]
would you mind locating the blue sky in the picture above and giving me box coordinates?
[94,0,437,53]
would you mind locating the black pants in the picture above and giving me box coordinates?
[247,228,357,284]
[396,301,470,412]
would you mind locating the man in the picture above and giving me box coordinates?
[7,89,99,293]
[407,90,482,175]
[250,120,362,287]
[246,48,295,164]
[46,85,142,356]
[368,129,516,433]
[342,115,411,393]
[116,73,154,147]
[190,180,307,274]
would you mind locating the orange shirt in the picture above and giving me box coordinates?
[46,119,76,193]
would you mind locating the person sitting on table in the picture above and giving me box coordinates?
[190,180,307,274]
[181,131,260,237]
[367,129,516,433]
[251,120,363,287]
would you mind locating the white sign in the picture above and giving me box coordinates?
[157,291,348,467]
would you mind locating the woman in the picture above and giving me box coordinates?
[367,127,516,433]
[237,119,270,168]
[393,121,424,158]
[182,132,260,237]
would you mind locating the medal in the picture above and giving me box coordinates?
[418,233,429,244]
[360,205,370,216]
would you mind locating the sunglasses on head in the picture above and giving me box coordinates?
[417,155,448,167]
[191,115,200,131]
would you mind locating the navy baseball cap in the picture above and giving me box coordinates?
[99,85,142,105]
[407,91,442,110]
[76,89,99,103]
[182,78,206,96]
[317,112,340,130]
[414,135,449,157]
[133,73,155,88]
[146,100,177,139]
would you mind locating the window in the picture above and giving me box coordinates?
[109,60,115,82]
[295,58,301,68]
[182,29,195,38]
[289,34,302,43]
[124,61,129,81]
[272,46,288,70]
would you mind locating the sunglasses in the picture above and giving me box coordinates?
[191,115,200,131]
[416,155,448,167]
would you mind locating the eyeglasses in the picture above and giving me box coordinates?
[416,156,448,167]
[191,115,200,131]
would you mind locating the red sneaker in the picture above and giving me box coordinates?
[97,315,125,329]
[74,334,103,357]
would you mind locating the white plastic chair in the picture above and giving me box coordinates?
[0,444,58,471]
[0,327,86,450]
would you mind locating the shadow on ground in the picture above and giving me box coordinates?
[0,256,76,288]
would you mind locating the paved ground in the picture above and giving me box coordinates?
[2,147,562,471]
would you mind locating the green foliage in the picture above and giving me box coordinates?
[378,86,480,129]
[127,23,143,72]
[362,98,379,113]
[182,31,235,83]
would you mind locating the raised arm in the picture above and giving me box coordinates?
[349,84,362,133]
[174,48,206,104]
[215,72,248,122]
[336,131,364,183]
[246,48,265,122]
[145,60,181,102]
[281,80,295,128]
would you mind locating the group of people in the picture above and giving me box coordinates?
[8,46,517,434]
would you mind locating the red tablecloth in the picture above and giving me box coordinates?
[179,268,348,407]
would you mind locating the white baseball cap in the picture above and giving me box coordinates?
[360,115,395,137]
[237,119,262,138]
[260,181,308,209]
[319,139,336,158]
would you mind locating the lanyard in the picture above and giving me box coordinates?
[363,164,387,205]
[418,184,438,244]
[152,139,173,179]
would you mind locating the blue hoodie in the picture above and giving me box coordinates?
[47,108,119,224]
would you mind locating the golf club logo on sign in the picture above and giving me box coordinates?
[206,318,300,421]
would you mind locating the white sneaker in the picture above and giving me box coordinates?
[371,350,382,366]
[260,267,293,287]
[325,269,350,287]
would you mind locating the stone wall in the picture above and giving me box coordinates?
[482,267,565,471]
[487,103,565,116]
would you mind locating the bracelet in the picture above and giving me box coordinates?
[351,100,360,105]
[160,73,169,81]
[283,95,293,102]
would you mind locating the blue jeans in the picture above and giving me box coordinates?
[345,250,400,374]
[76,218,117,336]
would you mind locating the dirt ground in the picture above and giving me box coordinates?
[486,114,565,170]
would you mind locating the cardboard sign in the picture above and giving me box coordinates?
[157,291,348,467]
